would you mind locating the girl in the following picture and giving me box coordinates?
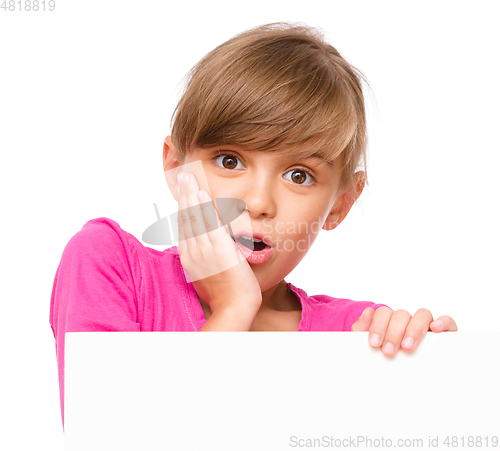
[50,22,456,424]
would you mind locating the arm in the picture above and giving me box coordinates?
[199,306,259,331]
[50,219,140,426]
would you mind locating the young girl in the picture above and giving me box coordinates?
[50,22,456,424]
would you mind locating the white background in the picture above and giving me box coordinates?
[1,1,499,449]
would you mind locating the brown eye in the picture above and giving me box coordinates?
[215,154,243,170]
[291,170,306,184]
[222,155,238,169]
[284,169,314,186]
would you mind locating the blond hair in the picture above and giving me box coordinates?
[171,22,369,193]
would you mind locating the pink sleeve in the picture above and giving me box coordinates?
[344,301,391,331]
[49,219,140,427]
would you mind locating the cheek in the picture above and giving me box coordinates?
[204,171,231,200]
[274,217,324,255]
[200,172,221,206]
[295,227,321,254]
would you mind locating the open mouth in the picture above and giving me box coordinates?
[232,235,268,252]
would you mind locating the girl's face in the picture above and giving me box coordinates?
[170,141,351,293]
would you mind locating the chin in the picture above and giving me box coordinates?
[253,272,285,293]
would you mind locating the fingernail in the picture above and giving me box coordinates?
[369,333,381,347]
[402,336,415,350]
[177,173,183,184]
[382,342,395,355]
[197,190,204,201]
[432,320,443,329]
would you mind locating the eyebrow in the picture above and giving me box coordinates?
[289,152,334,167]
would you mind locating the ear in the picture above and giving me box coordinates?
[163,135,182,201]
[322,171,366,231]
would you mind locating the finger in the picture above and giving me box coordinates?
[351,308,374,331]
[182,172,209,242]
[191,185,243,270]
[196,189,236,252]
[177,173,192,249]
[380,309,412,357]
[430,315,458,332]
[197,190,220,234]
[367,306,393,348]
[400,308,433,353]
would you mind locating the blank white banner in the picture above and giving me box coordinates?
[64,332,499,451]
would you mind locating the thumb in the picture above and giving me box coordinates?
[351,307,374,331]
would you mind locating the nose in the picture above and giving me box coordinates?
[239,175,277,219]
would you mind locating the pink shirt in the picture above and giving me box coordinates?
[50,217,387,424]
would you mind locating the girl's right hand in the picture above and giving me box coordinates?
[176,171,263,328]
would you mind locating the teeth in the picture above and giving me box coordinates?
[241,236,263,243]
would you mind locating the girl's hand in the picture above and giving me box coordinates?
[177,171,263,328]
[351,307,457,356]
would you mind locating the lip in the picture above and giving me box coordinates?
[231,229,274,248]
[230,229,274,265]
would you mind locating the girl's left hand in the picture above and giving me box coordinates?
[351,307,458,356]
